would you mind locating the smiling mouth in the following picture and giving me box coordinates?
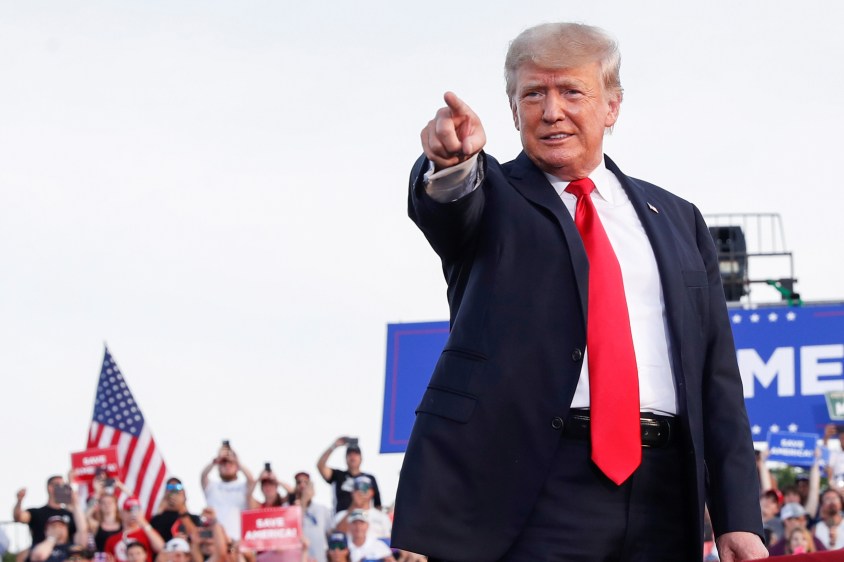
[543,133,573,140]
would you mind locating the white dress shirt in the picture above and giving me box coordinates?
[425,155,678,415]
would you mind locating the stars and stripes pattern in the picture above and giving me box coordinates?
[87,346,168,520]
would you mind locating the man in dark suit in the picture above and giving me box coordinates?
[391,23,767,562]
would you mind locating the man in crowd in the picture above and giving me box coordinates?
[290,472,331,562]
[125,541,149,562]
[103,498,165,562]
[760,489,784,547]
[392,21,765,561]
[29,514,89,562]
[814,489,844,550]
[163,538,193,562]
[151,478,202,543]
[346,511,395,562]
[317,437,381,513]
[201,443,256,540]
[767,503,825,556]
[14,476,78,545]
[326,533,349,562]
[332,477,390,541]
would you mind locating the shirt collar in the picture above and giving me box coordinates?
[544,155,617,204]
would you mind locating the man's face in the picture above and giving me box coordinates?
[350,520,368,545]
[127,546,147,562]
[47,478,65,502]
[760,497,778,518]
[45,521,69,544]
[218,458,237,480]
[822,491,842,516]
[346,452,361,472]
[165,484,186,509]
[784,515,806,533]
[511,61,620,181]
[295,475,310,494]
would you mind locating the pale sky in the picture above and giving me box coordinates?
[2,0,843,544]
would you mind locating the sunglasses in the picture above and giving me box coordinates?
[166,483,184,492]
[328,541,347,550]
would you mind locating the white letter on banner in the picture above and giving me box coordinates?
[800,344,844,396]
[737,347,795,398]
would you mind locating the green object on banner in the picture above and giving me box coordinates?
[825,391,844,421]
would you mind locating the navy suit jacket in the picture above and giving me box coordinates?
[391,151,763,561]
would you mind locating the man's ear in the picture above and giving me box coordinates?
[511,100,520,131]
[604,92,622,128]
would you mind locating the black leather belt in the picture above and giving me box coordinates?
[563,409,679,448]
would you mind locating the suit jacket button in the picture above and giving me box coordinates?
[551,417,564,430]
[571,348,583,362]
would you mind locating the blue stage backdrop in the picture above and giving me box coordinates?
[381,304,844,454]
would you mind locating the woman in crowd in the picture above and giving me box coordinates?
[785,527,817,555]
[87,494,122,553]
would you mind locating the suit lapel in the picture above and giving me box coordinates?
[506,152,589,324]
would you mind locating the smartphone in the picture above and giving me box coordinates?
[347,437,359,447]
[54,484,72,505]
[200,529,214,539]
[222,439,231,448]
[104,477,115,487]
[264,462,271,472]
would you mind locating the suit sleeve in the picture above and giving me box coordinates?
[407,153,487,263]
[695,205,763,538]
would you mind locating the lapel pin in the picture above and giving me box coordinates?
[647,202,659,214]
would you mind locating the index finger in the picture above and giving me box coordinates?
[443,91,472,117]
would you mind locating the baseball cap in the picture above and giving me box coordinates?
[348,509,368,523]
[780,502,807,520]
[123,497,141,511]
[328,532,347,550]
[353,475,373,492]
[761,488,783,507]
[45,514,70,528]
[165,538,191,553]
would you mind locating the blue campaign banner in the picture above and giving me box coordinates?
[732,304,844,441]
[381,303,844,454]
[766,431,821,467]
[380,321,449,453]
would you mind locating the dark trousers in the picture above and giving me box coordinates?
[432,432,695,562]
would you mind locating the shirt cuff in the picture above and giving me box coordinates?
[423,154,480,203]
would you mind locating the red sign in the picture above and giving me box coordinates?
[70,446,121,483]
[240,506,302,552]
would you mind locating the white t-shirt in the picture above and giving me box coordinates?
[348,536,392,562]
[204,478,248,539]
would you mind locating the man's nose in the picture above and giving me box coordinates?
[542,91,566,122]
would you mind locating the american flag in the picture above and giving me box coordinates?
[87,347,169,520]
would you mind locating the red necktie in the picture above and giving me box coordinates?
[566,178,641,485]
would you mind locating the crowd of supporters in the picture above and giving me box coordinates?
[15,425,844,562]
[737,423,844,559]
[9,437,423,562]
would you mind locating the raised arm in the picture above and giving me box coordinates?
[317,437,347,482]
[421,92,486,172]
[201,458,217,491]
[13,488,30,524]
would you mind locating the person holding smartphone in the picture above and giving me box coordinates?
[316,438,381,513]
[200,442,256,540]
[150,478,201,542]
[14,476,79,546]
